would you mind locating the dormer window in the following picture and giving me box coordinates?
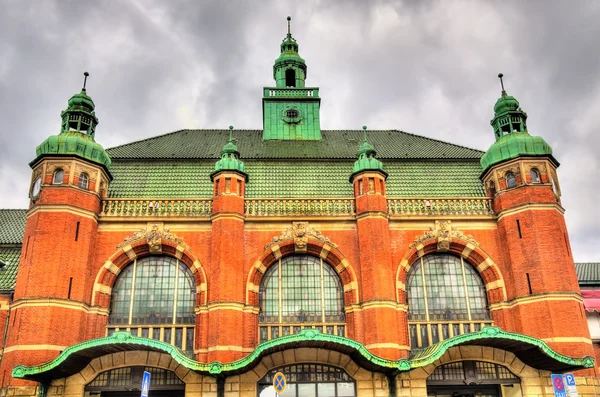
[53,169,64,185]
[78,173,89,190]
[530,169,541,184]
[506,172,516,188]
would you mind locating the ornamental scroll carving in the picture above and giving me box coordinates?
[267,221,337,251]
[117,223,189,252]
[409,220,479,251]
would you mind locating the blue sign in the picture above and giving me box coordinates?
[552,374,567,397]
[564,374,576,387]
[273,371,287,394]
[564,373,579,397]
[141,371,151,397]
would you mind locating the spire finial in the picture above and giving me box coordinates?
[228,125,234,142]
[362,125,368,142]
[82,71,89,91]
[498,73,505,93]
[287,16,291,35]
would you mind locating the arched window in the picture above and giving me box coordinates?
[259,255,345,341]
[285,69,296,87]
[506,172,516,188]
[78,172,89,189]
[108,256,196,354]
[52,169,64,184]
[258,364,356,397]
[407,254,492,351]
[86,366,184,395]
[530,169,541,184]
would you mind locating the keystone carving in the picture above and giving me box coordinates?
[409,220,479,251]
[267,221,336,251]
[117,224,189,252]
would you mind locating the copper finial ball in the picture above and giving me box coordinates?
[362,125,367,130]
[84,71,89,77]
[229,125,234,130]
[287,16,291,21]
[498,73,503,79]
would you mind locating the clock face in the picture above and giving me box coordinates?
[31,176,42,198]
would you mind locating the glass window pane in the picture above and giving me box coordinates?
[297,384,316,397]
[318,383,336,397]
[337,382,356,396]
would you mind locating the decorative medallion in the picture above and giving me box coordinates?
[117,223,189,252]
[267,221,336,251]
[409,220,479,251]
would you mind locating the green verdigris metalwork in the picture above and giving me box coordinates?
[263,17,322,140]
[211,126,247,180]
[480,82,553,173]
[11,327,594,380]
[350,126,387,181]
[33,75,111,169]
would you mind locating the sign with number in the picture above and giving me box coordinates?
[141,370,151,397]
[552,374,567,397]
[273,371,287,394]
[564,373,579,397]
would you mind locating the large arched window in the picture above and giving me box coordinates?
[407,254,492,352]
[259,255,345,341]
[108,256,196,354]
[258,364,356,397]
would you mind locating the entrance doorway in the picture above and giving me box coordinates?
[258,363,356,397]
[426,361,519,397]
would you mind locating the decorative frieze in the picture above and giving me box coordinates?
[117,223,189,251]
[245,198,355,217]
[409,220,479,250]
[267,221,336,250]
[387,198,494,217]
[101,199,213,218]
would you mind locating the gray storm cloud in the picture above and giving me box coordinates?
[0,0,598,260]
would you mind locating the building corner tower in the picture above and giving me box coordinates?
[1,73,112,387]
[480,74,594,366]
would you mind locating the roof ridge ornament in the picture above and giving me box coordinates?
[82,71,89,92]
[498,72,506,95]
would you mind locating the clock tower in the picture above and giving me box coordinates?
[262,17,322,140]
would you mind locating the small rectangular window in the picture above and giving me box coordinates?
[75,221,80,241]
[526,273,533,295]
[67,277,73,300]
[516,219,522,239]
[215,179,220,196]
[225,178,231,193]
[368,178,375,193]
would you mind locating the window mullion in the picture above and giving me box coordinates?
[128,259,137,326]
[173,260,180,325]
[460,257,473,322]
[320,258,325,323]
[420,257,429,322]
[278,259,282,323]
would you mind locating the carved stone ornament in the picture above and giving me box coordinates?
[409,220,479,251]
[117,224,189,252]
[267,222,337,251]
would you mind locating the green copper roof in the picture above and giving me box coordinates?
[0,247,21,291]
[34,131,112,169]
[33,77,111,170]
[351,127,386,178]
[212,127,247,177]
[480,132,554,172]
[12,327,593,382]
[482,78,554,172]
[575,263,600,286]
[106,130,483,160]
[0,209,26,245]
[106,160,485,199]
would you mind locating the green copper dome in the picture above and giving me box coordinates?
[32,73,111,170]
[480,132,553,172]
[35,131,112,168]
[350,127,387,180]
[481,75,553,172]
[211,127,247,179]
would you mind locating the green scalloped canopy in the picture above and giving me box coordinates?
[480,131,553,172]
[12,327,593,382]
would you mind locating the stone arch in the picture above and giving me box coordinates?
[232,347,388,397]
[56,351,209,396]
[395,237,507,305]
[245,239,359,306]
[92,238,208,308]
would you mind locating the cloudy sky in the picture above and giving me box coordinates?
[0,0,599,260]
